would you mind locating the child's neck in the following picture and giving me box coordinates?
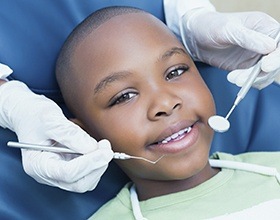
[133,162,220,201]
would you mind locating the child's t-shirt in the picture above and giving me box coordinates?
[89,152,280,219]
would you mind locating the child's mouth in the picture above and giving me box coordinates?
[148,122,199,154]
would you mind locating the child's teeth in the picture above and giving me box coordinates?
[171,133,179,139]
[166,137,172,141]
[178,130,185,135]
[160,126,192,144]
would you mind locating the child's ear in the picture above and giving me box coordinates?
[70,118,87,131]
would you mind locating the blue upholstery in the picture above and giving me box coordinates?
[0,1,279,219]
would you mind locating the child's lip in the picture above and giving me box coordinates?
[147,120,199,154]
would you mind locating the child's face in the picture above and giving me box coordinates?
[72,13,215,184]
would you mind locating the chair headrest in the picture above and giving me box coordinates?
[0,0,164,102]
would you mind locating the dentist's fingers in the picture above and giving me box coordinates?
[43,115,99,154]
[261,46,280,72]
[21,143,114,192]
[225,24,277,55]
[227,67,252,87]
[0,63,13,79]
[227,64,280,90]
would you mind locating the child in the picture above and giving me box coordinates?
[56,6,280,219]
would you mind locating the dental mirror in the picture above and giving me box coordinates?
[208,115,230,133]
[209,59,263,133]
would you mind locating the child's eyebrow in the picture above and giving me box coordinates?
[94,71,131,95]
[93,47,187,95]
[160,47,188,61]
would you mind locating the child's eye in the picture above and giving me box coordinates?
[109,92,137,106]
[166,66,189,81]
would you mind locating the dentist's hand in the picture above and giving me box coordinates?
[0,63,12,85]
[227,44,280,89]
[180,8,280,89]
[21,140,113,192]
[0,80,114,192]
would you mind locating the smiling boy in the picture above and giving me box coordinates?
[56,6,280,220]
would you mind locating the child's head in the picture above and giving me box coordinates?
[56,6,216,198]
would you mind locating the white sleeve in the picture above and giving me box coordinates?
[163,0,216,38]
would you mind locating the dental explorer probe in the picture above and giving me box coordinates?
[113,152,165,164]
[225,60,262,120]
[208,61,262,132]
[7,141,164,164]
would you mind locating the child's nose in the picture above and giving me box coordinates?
[147,90,182,120]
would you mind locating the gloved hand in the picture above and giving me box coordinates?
[180,8,280,89]
[227,48,280,89]
[0,63,13,81]
[21,140,113,192]
[180,8,280,70]
[0,79,114,192]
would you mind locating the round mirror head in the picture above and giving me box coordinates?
[208,115,230,133]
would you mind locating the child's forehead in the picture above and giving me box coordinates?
[71,11,186,90]
[74,12,179,66]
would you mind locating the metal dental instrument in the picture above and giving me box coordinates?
[209,31,280,133]
[113,152,165,164]
[208,61,262,133]
[7,141,81,154]
[7,141,164,164]
[209,32,280,133]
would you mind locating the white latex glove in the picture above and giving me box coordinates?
[179,8,280,89]
[179,8,280,70]
[164,0,280,89]
[164,0,216,39]
[0,63,13,81]
[0,80,114,192]
[227,48,280,89]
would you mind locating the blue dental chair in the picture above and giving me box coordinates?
[0,1,279,219]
